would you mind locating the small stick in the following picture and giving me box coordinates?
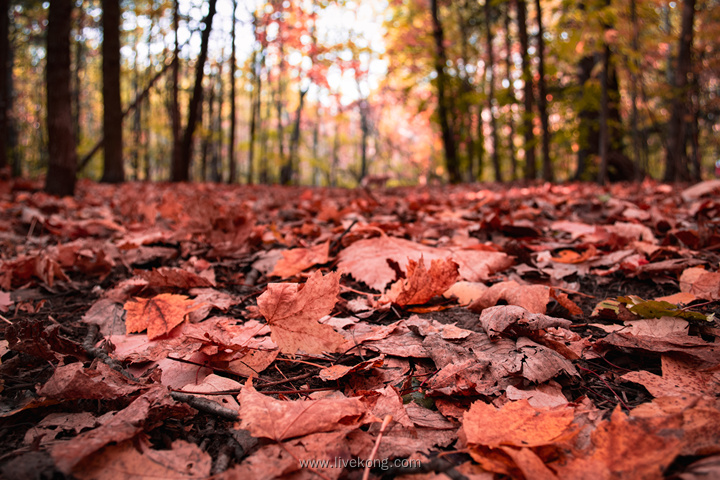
[0,313,11,324]
[362,415,393,480]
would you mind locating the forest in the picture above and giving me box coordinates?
[1,0,719,191]
[2,1,720,479]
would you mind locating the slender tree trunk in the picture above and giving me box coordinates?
[504,3,517,180]
[132,46,141,180]
[170,0,181,178]
[248,51,262,185]
[630,0,643,179]
[534,0,551,181]
[259,84,271,184]
[664,0,696,182]
[45,0,77,196]
[516,0,535,180]
[72,2,84,152]
[212,56,224,183]
[173,0,217,182]
[0,0,8,171]
[228,0,237,183]
[430,0,460,183]
[312,104,320,185]
[359,98,369,182]
[331,120,340,187]
[598,43,610,184]
[101,0,124,183]
[284,86,307,185]
[200,72,216,182]
[485,0,501,182]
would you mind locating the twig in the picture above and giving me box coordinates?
[329,219,358,256]
[83,325,137,381]
[0,313,12,324]
[362,415,393,480]
[170,392,239,421]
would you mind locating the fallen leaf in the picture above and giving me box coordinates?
[383,256,459,306]
[37,362,146,400]
[679,267,720,301]
[270,241,330,277]
[257,270,345,355]
[464,399,575,448]
[478,305,572,338]
[124,293,201,340]
[469,281,550,314]
[238,381,368,441]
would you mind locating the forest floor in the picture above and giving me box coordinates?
[1,178,720,480]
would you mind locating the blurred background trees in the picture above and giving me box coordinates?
[0,0,718,194]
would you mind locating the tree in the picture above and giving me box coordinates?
[172,0,217,182]
[170,0,181,181]
[515,0,535,180]
[100,0,124,183]
[430,0,460,183]
[534,0,551,182]
[0,0,9,172]
[485,0,501,182]
[228,0,237,184]
[45,0,77,196]
[664,0,697,182]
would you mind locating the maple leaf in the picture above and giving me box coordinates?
[257,270,344,355]
[469,281,550,313]
[270,241,330,278]
[238,382,368,442]
[383,256,459,306]
[124,293,201,340]
[463,399,575,449]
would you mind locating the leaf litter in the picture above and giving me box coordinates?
[1,180,720,479]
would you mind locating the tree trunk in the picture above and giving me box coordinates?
[629,0,643,179]
[200,72,216,182]
[173,0,217,182]
[598,43,610,184]
[45,0,77,196]
[228,0,237,183]
[283,86,307,185]
[259,84,271,184]
[516,0,535,180]
[72,2,84,152]
[0,0,8,171]
[170,0,181,179]
[485,0,501,182]
[534,0,551,181]
[430,0,460,183]
[212,57,224,183]
[664,0,696,182]
[504,3,517,180]
[100,0,124,183]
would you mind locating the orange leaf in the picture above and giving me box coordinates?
[551,245,597,264]
[270,241,330,278]
[463,399,575,448]
[124,294,200,340]
[384,256,459,306]
[257,270,344,355]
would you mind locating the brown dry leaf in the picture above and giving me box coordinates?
[337,235,510,290]
[655,291,697,305]
[52,387,193,473]
[124,293,201,340]
[238,382,368,442]
[549,288,583,315]
[318,356,384,382]
[217,430,350,480]
[555,407,683,479]
[478,305,572,338]
[270,241,330,278]
[506,382,569,408]
[72,438,211,480]
[257,270,344,355]
[469,281,550,314]
[442,281,488,305]
[551,245,597,264]
[464,399,576,448]
[622,355,720,398]
[138,267,215,289]
[679,267,720,301]
[500,446,559,480]
[383,256,459,306]
[180,374,243,412]
[23,412,101,447]
[81,299,126,336]
[37,362,146,400]
[598,330,720,364]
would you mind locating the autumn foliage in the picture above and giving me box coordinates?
[1,179,720,478]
